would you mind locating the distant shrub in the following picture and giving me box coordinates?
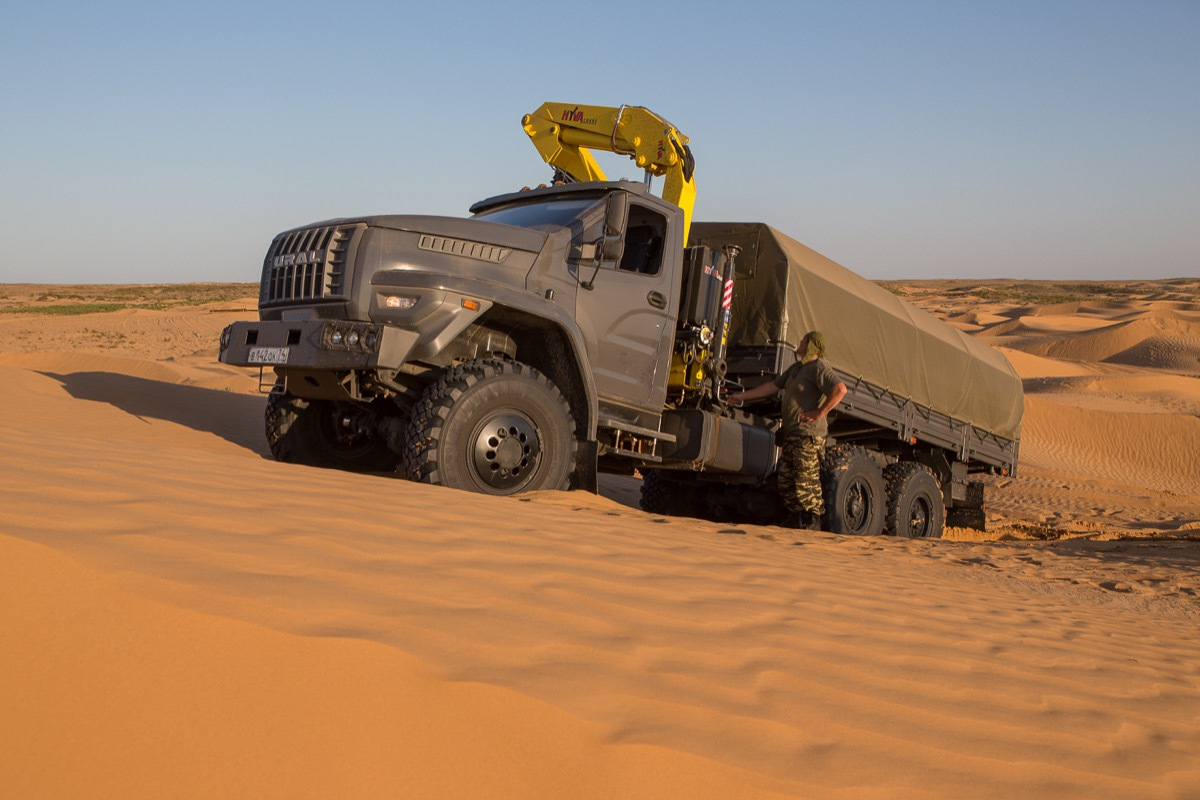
[2,303,129,315]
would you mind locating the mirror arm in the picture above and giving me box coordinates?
[580,236,604,290]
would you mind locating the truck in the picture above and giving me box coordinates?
[218,103,1022,538]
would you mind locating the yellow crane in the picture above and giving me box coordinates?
[521,103,697,242]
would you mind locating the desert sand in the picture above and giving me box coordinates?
[1,280,1198,799]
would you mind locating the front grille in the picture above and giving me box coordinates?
[260,224,358,306]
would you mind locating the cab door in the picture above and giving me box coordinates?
[574,201,677,410]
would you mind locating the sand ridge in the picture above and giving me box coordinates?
[2,281,1199,798]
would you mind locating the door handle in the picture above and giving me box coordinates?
[647,291,667,309]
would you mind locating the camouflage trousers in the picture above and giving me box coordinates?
[777,434,826,515]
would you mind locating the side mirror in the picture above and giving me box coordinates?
[600,192,627,263]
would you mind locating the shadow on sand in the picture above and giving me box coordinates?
[43,369,654,507]
[41,371,271,457]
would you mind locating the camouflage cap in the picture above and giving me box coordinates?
[803,330,827,360]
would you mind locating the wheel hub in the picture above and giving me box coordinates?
[845,480,870,529]
[909,498,931,536]
[320,407,373,454]
[472,413,541,491]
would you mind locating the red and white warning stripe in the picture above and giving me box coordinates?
[722,279,733,310]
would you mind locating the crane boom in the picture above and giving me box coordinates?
[522,103,697,241]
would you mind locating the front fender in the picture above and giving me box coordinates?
[371,270,599,439]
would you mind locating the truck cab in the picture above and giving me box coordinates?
[472,183,682,422]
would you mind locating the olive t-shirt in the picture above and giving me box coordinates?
[773,357,842,436]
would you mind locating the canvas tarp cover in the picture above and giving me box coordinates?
[690,223,1023,442]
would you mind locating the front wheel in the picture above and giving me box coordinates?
[822,445,887,536]
[265,382,400,472]
[405,359,577,495]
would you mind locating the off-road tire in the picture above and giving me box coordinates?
[265,383,399,472]
[884,461,945,538]
[821,445,887,536]
[639,470,694,516]
[404,359,576,495]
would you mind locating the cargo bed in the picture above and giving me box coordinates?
[693,222,1022,474]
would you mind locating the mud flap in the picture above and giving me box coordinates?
[946,480,987,531]
[571,440,599,492]
[566,441,595,491]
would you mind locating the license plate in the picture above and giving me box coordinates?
[248,346,289,365]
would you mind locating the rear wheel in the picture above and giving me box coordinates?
[265,382,399,472]
[884,461,945,538]
[821,445,886,536]
[405,359,576,495]
[639,470,699,516]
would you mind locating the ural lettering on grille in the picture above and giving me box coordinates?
[262,226,353,305]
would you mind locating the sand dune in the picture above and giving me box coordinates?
[1013,313,1200,369]
[1020,394,1200,493]
[997,347,1101,379]
[2,282,1199,798]
[950,310,1010,328]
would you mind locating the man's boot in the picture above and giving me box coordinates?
[783,509,809,530]
[803,509,824,531]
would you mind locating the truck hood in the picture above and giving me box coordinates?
[299,214,549,254]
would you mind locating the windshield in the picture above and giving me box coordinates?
[473,197,599,232]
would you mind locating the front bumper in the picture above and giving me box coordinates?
[218,319,419,370]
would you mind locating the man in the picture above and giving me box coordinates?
[726,331,847,530]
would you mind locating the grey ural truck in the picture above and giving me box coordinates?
[219,180,1022,537]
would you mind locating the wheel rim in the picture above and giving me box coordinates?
[471,412,542,492]
[843,477,873,533]
[909,495,932,537]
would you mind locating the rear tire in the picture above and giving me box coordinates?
[639,470,696,516]
[405,359,576,495]
[821,445,886,536]
[265,382,399,472]
[884,461,945,538]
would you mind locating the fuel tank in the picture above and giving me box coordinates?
[658,409,775,478]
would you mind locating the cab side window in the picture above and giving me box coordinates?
[618,206,667,276]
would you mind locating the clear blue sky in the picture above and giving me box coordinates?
[2,0,1196,282]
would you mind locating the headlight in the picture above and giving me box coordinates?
[384,295,418,310]
[323,323,378,351]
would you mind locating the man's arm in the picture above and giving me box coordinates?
[726,378,781,406]
[798,381,847,423]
